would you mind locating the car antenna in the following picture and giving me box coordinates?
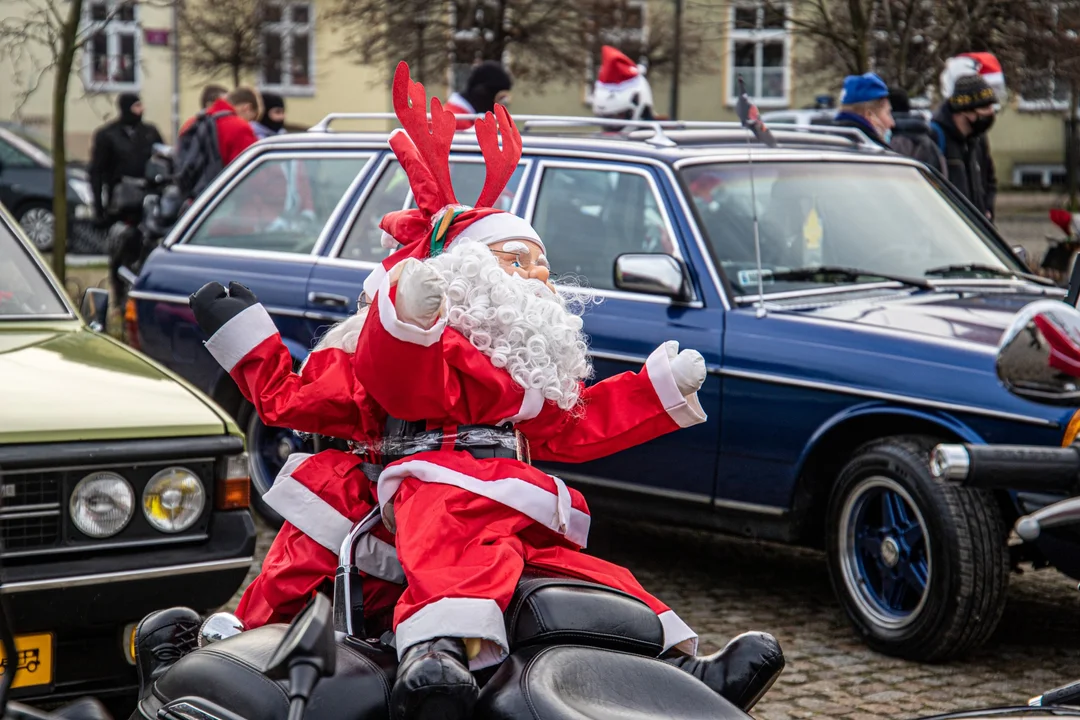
[735,77,777,319]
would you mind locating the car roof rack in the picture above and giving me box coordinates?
[307,113,877,150]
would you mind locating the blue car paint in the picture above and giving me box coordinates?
[131,134,1080,580]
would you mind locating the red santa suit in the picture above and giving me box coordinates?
[201,306,404,630]
[346,62,706,670]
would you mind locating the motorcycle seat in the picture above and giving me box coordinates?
[507,574,664,657]
[136,625,396,720]
[477,645,753,720]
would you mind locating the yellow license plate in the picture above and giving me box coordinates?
[0,633,53,689]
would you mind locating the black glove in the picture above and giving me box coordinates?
[189,281,258,337]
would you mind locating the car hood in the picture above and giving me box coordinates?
[780,286,1058,349]
[0,324,227,444]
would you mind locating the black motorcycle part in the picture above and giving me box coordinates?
[134,625,396,720]
[665,631,784,711]
[189,282,258,337]
[963,444,1080,493]
[506,574,663,656]
[476,645,752,720]
[391,638,477,720]
[133,607,201,700]
[1039,678,1080,706]
[826,436,1009,662]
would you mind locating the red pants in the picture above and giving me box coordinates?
[391,478,696,669]
[236,521,403,632]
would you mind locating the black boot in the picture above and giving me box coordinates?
[666,631,785,711]
[134,607,201,699]
[391,637,478,720]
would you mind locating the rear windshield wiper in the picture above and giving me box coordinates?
[766,265,934,290]
[923,263,1055,287]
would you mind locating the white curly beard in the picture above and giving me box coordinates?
[309,241,595,410]
[427,240,595,410]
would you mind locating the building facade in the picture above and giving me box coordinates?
[0,0,1068,186]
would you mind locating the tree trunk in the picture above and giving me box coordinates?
[669,0,683,119]
[232,62,241,88]
[1070,82,1079,212]
[51,0,83,284]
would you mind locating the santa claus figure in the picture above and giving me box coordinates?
[592,45,655,121]
[191,61,782,720]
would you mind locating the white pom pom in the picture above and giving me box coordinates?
[380,231,399,249]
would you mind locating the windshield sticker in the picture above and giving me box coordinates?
[803,206,823,251]
[738,269,775,287]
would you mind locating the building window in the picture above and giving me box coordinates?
[727,1,789,107]
[583,0,649,105]
[1018,67,1072,111]
[260,3,314,95]
[83,0,139,92]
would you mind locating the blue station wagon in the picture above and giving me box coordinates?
[129,117,1077,662]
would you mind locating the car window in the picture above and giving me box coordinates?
[0,138,37,169]
[185,154,371,254]
[530,165,674,291]
[340,160,526,262]
[338,161,410,262]
[682,161,1020,296]
[0,219,69,317]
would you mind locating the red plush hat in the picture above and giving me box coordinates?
[596,45,640,86]
[364,61,542,299]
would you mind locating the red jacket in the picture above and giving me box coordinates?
[445,93,476,131]
[180,99,258,166]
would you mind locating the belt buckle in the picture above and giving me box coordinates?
[514,429,531,465]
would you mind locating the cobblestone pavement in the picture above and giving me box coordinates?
[235,514,1080,719]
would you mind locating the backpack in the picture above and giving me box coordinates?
[175,109,230,200]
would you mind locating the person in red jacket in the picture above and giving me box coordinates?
[213,87,260,165]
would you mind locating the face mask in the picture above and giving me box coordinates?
[971,114,995,135]
[883,129,893,144]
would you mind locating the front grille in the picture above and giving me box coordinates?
[1,514,61,551]
[1,470,63,554]
[1,472,61,508]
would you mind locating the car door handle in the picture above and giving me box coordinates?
[308,292,350,308]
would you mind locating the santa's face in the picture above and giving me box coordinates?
[487,239,554,293]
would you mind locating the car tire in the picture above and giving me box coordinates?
[825,435,1009,662]
[18,203,55,252]
[240,403,317,529]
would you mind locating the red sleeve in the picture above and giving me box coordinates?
[203,303,383,440]
[353,276,523,424]
[523,343,706,464]
[219,117,257,165]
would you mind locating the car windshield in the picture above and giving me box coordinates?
[0,220,70,318]
[683,161,1022,297]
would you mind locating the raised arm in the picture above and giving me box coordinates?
[525,342,706,464]
[191,281,381,440]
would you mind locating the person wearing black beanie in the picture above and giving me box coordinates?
[252,91,287,139]
[445,61,513,130]
[88,91,163,226]
[886,87,946,173]
[931,72,999,220]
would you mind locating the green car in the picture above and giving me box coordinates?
[0,204,255,710]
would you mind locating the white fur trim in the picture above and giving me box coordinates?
[594,75,645,93]
[377,460,590,548]
[204,304,278,373]
[459,213,544,254]
[380,231,399,249]
[262,455,405,583]
[644,343,707,428]
[658,610,698,656]
[376,271,446,346]
[497,387,545,426]
[363,264,388,303]
[395,597,508,670]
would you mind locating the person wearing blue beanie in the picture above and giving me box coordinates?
[833,72,894,148]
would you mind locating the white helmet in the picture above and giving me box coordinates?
[592,45,654,121]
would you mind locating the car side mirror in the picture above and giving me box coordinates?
[614,253,692,302]
[80,287,109,332]
[997,300,1080,405]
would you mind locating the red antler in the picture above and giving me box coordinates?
[474,104,522,208]
[392,61,457,212]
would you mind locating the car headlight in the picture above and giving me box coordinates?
[68,177,94,206]
[70,472,135,538]
[143,467,205,533]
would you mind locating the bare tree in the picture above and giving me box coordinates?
[176,0,267,87]
[327,0,716,94]
[0,0,127,282]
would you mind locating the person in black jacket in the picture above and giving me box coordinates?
[930,74,998,220]
[88,92,164,225]
[888,88,946,174]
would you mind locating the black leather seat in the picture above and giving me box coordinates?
[506,575,663,657]
[135,625,396,720]
[476,645,753,720]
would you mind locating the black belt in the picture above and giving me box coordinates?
[381,420,530,465]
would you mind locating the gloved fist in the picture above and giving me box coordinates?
[666,341,706,396]
[392,258,447,330]
[189,281,258,337]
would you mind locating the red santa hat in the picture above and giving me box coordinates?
[941,52,1007,100]
[363,61,543,300]
[592,46,653,119]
